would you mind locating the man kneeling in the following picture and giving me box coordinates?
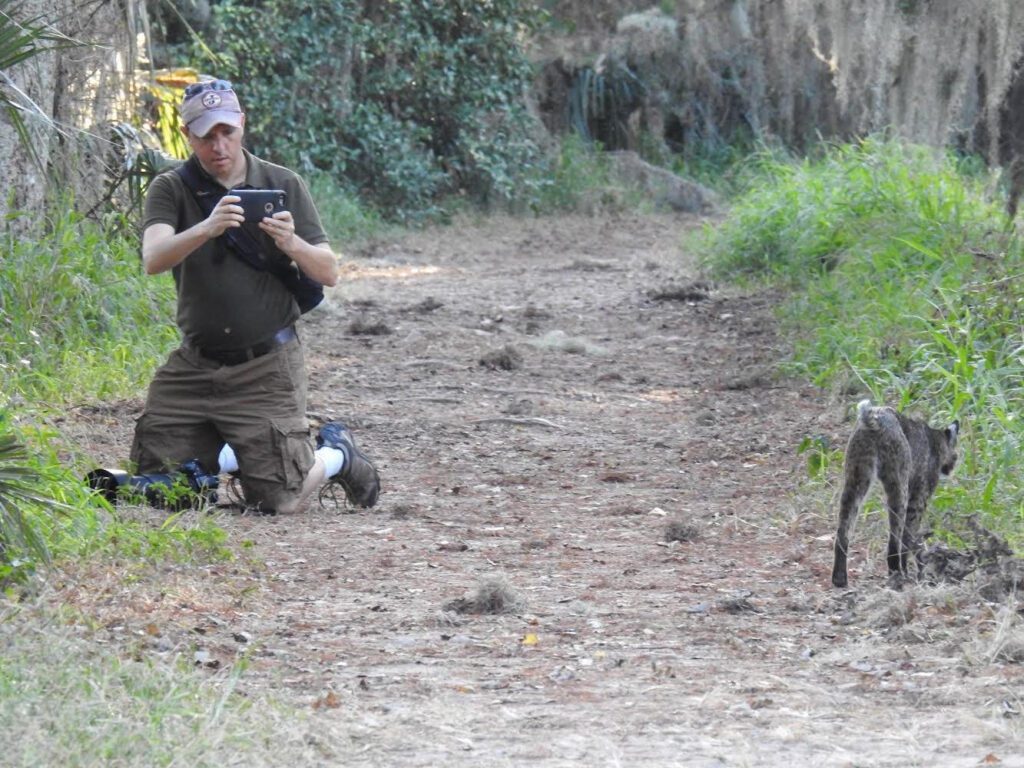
[130,77,379,514]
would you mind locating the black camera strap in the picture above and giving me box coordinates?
[175,157,323,313]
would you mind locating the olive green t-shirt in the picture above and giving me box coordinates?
[142,150,328,352]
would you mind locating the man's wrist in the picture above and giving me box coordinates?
[279,233,304,258]
[198,220,218,241]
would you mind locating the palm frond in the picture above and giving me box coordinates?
[0,1,90,170]
[567,57,647,148]
[86,123,182,221]
[0,431,66,569]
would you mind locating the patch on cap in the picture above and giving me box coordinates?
[180,84,243,138]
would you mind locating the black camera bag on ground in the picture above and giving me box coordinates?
[175,158,324,313]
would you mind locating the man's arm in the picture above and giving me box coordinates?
[141,196,245,275]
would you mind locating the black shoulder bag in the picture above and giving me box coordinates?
[175,158,324,313]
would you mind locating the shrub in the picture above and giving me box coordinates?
[306,172,388,244]
[206,0,545,221]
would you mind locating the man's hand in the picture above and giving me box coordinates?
[258,211,338,286]
[204,195,245,238]
[142,195,244,275]
[260,210,298,253]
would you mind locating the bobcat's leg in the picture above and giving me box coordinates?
[904,491,928,581]
[876,433,912,584]
[832,459,873,588]
[881,473,910,581]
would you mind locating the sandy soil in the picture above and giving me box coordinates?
[54,212,1023,766]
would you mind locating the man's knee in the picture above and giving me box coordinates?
[130,412,220,474]
[233,416,315,512]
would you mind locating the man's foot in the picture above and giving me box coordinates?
[317,422,380,508]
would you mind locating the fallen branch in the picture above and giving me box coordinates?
[403,359,467,369]
[470,416,565,430]
[465,385,654,404]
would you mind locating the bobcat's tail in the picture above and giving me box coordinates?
[856,399,873,420]
[857,398,895,431]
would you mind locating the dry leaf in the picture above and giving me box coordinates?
[313,690,341,710]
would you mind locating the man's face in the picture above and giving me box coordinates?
[182,117,246,182]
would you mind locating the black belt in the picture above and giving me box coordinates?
[196,326,297,366]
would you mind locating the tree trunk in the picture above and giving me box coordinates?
[0,0,134,228]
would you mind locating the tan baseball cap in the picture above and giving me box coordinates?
[180,80,243,138]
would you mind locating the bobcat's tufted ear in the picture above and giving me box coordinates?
[947,421,960,445]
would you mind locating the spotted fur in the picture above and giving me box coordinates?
[832,400,959,588]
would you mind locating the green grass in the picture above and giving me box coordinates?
[531,134,648,214]
[702,135,1024,546]
[0,199,312,766]
[1,416,230,584]
[0,207,178,407]
[307,172,392,244]
[0,602,336,767]
[667,129,762,200]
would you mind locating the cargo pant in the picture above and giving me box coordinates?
[130,336,315,512]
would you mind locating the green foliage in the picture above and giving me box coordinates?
[796,435,841,480]
[896,0,926,15]
[307,172,389,244]
[0,205,178,406]
[533,134,611,210]
[0,417,229,584]
[704,136,1024,545]
[0,427,56,579]
[702,137,996,283]
[205,0,545,222]
[338,101,447,222]
[96,123,183,226]
[0,204,230,581]
[671,129,763,199]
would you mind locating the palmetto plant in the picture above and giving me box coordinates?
[0,429,54,575]
[87,122,182,220]
[0,1,84,168]
[568,56,646,149]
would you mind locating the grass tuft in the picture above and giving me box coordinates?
[443,576,522,615]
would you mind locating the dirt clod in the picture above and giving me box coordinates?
[479,345,523,371]
[409,296,443,313]
[664,519,699,543]
[650,281,713,302]
[347,317,392,335]
[443,576,522,615]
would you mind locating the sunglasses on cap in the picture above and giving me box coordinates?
[184,79,234,99]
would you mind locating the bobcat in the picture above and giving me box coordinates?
[831,400,959,588]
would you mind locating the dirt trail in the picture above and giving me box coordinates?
[62,213,1023,766]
